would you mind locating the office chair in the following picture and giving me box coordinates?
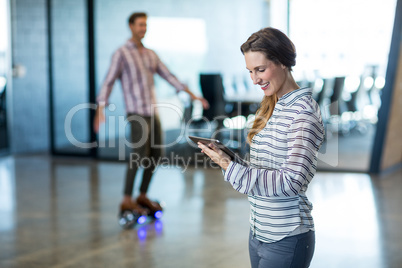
[199,73,226,122]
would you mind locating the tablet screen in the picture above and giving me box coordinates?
[188,135,248,165]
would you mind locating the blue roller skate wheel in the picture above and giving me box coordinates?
[137,215,147,224]
[154,210,163,219]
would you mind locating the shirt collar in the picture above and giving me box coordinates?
[277,87,312,106]
[125,39,143,49]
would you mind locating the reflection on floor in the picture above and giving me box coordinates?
[0,155,401,268]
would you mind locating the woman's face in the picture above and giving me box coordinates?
[244,51,289,98]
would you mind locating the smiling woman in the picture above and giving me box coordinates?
[240,27,300,143]
[198,27,325,268]
[244,52,291,98]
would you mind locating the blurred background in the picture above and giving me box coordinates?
[0,1,401,268]
[0,0,398,172]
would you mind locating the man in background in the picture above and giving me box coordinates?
[94,12,208,215]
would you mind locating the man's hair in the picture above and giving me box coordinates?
[128,12,147,24]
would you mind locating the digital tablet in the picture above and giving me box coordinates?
[188,135,248,166]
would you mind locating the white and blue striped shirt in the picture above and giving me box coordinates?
[224,87,325,243]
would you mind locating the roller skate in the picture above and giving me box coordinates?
[118,201,149,229]
[136,195,164,220]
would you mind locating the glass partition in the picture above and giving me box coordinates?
[51,0,90,155]
[94,0,269,160]
[289,0,397,171]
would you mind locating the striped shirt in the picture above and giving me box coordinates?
[224,87,325,243]
[97,40,186,116]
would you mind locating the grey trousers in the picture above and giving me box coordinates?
[123,114,163,196]
[249,230,315,268]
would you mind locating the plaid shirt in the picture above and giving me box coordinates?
[97,40,186,115]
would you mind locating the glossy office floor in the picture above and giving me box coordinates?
[0,154,401,268]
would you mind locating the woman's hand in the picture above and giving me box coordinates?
[198,142,231,170]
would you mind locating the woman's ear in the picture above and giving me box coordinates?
[281,64,286,70]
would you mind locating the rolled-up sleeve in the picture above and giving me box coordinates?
[97,50,123,105]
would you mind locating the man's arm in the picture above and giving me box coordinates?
[182,87,209,109]
[94,51,123,133]
[154,52,209,109]
[93,104,105,133]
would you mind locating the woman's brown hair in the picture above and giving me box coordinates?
[240,27,296,143]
